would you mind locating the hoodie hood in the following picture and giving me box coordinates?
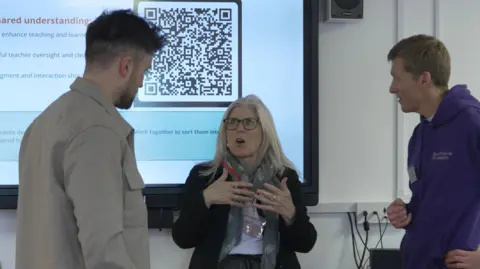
[424,84,480,126]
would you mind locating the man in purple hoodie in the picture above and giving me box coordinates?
[385,34,480,269]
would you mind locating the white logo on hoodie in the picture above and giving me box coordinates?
[432,152,452,160]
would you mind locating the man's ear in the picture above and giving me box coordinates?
[419,71,432,86]
[119,56,133,78]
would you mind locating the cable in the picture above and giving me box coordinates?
[361,233,369,268]
[349,210,391,269]
[353,213,368,247]
[375,212,384,248]
[361,222,389,269]
[348,212,370,269]
[347,213,362,269]
[361,212,390,269]
[378,215,389,248]
[360,211,370,268]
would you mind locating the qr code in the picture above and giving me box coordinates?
[140,3,239,101]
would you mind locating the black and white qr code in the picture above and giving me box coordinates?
[135,1,241,107]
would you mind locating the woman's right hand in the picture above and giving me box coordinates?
[203,168,255,207]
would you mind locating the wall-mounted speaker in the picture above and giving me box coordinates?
[325,0,363,22]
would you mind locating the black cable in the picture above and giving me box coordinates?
[347,213,362,269]
[362,231,369,268]
[350,212,371,268]
[375,213,384,248]
[379,208,389,247]
[361,214,390,269]
[351,212,367,260]
[353,213,368,247]
[354,212,371,266]
[378,216,388,248]
[359,211,370,268]
[350,211,387,269]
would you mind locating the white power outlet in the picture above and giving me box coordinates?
[355,202,390,225]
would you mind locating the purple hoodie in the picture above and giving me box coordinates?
[401,84,480,269]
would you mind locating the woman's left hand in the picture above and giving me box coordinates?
[254,177,296,225]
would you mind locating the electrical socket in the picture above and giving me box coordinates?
[355,202,390,224]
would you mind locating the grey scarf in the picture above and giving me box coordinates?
[218,153,280,269]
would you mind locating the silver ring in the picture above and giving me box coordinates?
[272,195,277,201]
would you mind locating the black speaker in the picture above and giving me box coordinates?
[325,0,363,22]
[370,249,402,269]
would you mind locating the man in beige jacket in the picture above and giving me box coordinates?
[15,9,165,269]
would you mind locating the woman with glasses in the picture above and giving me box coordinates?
[171,94,317,269]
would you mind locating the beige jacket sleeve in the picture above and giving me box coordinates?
[63,126,136,269]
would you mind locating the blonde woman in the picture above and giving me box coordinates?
[172,95,317,269]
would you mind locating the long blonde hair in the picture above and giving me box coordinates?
[200,94,296,179]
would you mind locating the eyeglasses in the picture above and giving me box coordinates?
[223,118,259,130]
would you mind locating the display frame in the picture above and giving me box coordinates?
[0,0,319,210]
[142,0,319,208]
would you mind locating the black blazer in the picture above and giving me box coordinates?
[172,163,317,269]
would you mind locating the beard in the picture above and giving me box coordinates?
[115,93,135,109]
[114,77,138,109]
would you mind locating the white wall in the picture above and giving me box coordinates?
[0,0,473,268]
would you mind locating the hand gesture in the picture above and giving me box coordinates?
[203,169,255,207]
[445,246,480,269]
[253,177,296,224]
[386,198,412,228]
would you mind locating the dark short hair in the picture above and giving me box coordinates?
[387,34,451,89]
[85,9,165,66]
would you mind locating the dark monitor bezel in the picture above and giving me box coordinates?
[0,0,319,209]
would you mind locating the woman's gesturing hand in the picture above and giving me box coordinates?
[253,177,296,225]
[203,169,255,208]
